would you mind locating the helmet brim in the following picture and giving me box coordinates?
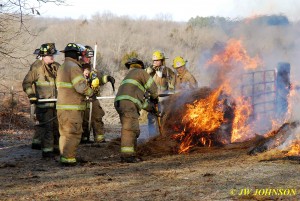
[125,63,130,69]
[33,49,40,55]
[125,61,145,69]
[60,50,80,53]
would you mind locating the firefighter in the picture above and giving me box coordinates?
[145,50,175,137]
[22,43,60,158]
[114,58,158,163]
[173,56,198,90]
[56,43,99,166]
[79,45,115,143]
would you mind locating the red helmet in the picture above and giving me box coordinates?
[82,45,94,58]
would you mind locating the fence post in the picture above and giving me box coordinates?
[276,62,291,119]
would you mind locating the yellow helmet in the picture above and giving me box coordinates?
[173,56,186,68]
[152,50,165,61]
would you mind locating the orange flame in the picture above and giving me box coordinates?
[207,39,262,70]
[173,85,226,153]
[231,97,253,142]
[286,140,300,156]
[173,39,262,153]
[181,86,225,133]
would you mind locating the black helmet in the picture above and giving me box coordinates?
[125,58,145,69]
[34,43,58,56]
[60,43,81,54]
[82,45,94,58]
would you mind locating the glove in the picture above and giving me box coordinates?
[146,66,154,74]
[143,100,155,113]
[91,77,100,89]
[150,97,159,104]
[28,94,38,104]
[89,92,97,101]
[107,76,115,85]
[90,71,98,81]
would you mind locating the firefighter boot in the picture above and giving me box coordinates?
[94,134,106,143]
[31,143,41,150]
[120,156,142,163]
[60,156,77,167]
[42,151,55,158]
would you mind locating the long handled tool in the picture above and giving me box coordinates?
[35,96,115,103]
[88,43,98,133]
[154,103,163,136]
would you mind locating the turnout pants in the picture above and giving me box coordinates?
[147,102,162,138]
[57,110,84,160]
[82,100,105,142]
[36,107,59,152]
[114,100,140,157]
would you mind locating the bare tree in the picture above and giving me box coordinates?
[0,0,66,59]
[0,0,67,102]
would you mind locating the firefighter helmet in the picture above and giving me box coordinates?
[82,45,94,58]
[34,43,58,56]
[76,43,86,52]
[173,56,186,68]
[60,43,82,53]
[152,50,167,61]
[125,58,145,69]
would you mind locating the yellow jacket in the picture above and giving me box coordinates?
[22,59,60,108]
[175,69,198,91]
[115,67,158,111]
[56,57,94,111]
[146,66,175,94]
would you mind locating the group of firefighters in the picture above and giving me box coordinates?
[22,42,198,165]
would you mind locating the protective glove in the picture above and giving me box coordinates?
[89,92,97,101]
[107,76,115,85]
[150,97,159,104]
[28,94,38,104]
[91,77,100,89]
[146,66,154,74]
[90,70,98,78]
[142,100,155,113]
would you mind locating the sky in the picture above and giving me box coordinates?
[38,0,300,22]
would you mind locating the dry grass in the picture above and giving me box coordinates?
[1,139,299,200]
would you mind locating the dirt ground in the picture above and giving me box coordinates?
[1,116,299,201]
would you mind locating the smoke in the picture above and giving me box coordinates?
[277,89,300,153]
[194,16,300,144]
[229,0,300,22]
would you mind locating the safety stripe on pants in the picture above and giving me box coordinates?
[121,146,135,153]
[96,134,104,141]
[60,156,76,163]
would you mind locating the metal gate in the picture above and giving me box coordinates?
[241,70,276,119]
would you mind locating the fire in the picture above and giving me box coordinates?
[207,39,262,70]
[231,97,253,142]
[285,87,297,122]
[172,85,225,153]
[286,140,300,156]
[172,39,262,153]
[181,86,225,133]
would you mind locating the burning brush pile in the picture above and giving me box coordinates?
[138,39,300,158]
